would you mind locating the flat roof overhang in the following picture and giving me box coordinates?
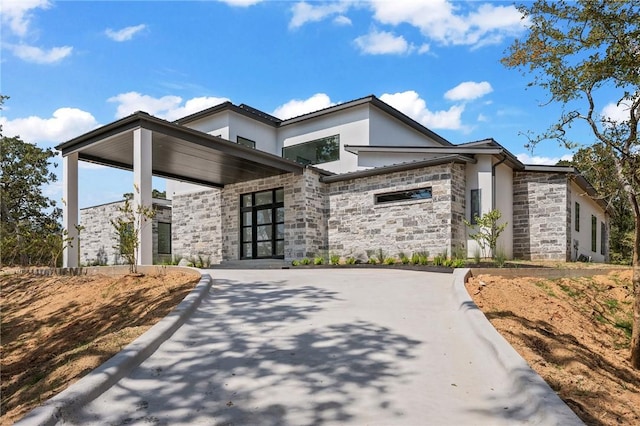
[56,112,304,187]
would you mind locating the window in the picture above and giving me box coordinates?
[240,188,285,259]
[574,202,580,232]
[157,222,171,255]
[591,215,597,252]
[470,189,481,225]
[282,135,339,165]
[601,222,606,255]
[375,187,432,204]
[237,136,256,148]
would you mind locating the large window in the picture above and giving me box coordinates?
[157,222,171,255]
[601,222,606,255]
[240,188,285,259]
[375,187,432,204]
[575,202,580,232]
[470,189,481,225]
[591,215,597,252]
[237,136,256,149]
[282,135,339,165]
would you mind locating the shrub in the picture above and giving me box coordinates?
[399,252,410,264]
[383,257,396,265]
[345,256,356,265]
[291,259,300,266]
[494,247,507,268]
[300,257,311,265]
[313,256,324,265]
[329,253,341,265]
[433,255,445,266]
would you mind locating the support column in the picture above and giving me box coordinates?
[63,152,79,267]
[133,128,153,266]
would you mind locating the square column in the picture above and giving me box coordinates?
[134,128,153,266]
[63,152,79,267]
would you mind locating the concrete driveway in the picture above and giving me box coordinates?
[45,269,582,425]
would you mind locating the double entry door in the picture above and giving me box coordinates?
[240,188,285,259]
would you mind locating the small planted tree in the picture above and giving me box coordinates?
[111,187,155,274]
[464,209,508,260]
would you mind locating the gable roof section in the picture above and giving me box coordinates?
[56,112,303,188]
[175,95,453,147]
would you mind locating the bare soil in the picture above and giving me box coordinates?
[0,268,200,425]
[467,269,640,426]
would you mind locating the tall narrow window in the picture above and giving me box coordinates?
[240,188,284,259]
[157,222,171,255]
[574,202,580,232]
[601,222,606,255]
[591,215,597,252]
[470,189,481,225]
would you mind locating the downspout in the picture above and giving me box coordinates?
[491,154,507,210]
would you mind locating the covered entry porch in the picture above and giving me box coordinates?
[56,112,303,268]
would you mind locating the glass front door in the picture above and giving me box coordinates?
[240,188,284,259]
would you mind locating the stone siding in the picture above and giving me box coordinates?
[80,200,172,265]
[221,168,327,261]
[327,163,462,260]
[512,172,570,261]
[171,189,222,264]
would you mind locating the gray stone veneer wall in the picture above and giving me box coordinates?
[220,168,327,261]
[80,200,172,265]
[171,189,222,264]
[512,172,571,261]
[327,163,465,260]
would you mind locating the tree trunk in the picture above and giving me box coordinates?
[630,209,640,369]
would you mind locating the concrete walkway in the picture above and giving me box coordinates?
[26,269,583,425]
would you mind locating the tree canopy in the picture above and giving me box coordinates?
[0,97,63,266]
[503,0,640,368]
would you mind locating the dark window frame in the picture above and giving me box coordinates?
[240,188,285,260]
[600,221,606,255]
[470,189,481,225]
[575,202,580,232]
[282,134,340,166]
[375,187,432,205]
[591,215,597,252]
[157,221,172,255]
[237,136,256,149]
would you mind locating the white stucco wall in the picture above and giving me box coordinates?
[183,112,231,139]
[227,113,278,155]
[570,181,608,262]
[368,107,445,147]
[465,155,509,258]
[278,104,369,173]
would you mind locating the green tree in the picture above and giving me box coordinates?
[0,97,64,266]
[503,0,640,367]
[464,209,508,260]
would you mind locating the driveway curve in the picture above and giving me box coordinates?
[50,269,582,425]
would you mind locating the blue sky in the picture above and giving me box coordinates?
[1,0,606,208]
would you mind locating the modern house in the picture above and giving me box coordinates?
[59,95,610,267]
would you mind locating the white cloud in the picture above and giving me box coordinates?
[380,90,465,130]
[105,24,147,42]
[444,81,493,101]
[0,108,99,145]
[272,93,335,120]
[333,15,352,26]
[107,92,229,121]
[354,29,414,55]
[516,153,573,166]
[601,101,634,124]
[477,113,488,123]
[6,43,73,64]
[289,1,350,29]
[218,0,263,6]
[1,0,51,37]
[369,0,526,48]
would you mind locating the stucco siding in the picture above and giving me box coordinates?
[570,181,609,262]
